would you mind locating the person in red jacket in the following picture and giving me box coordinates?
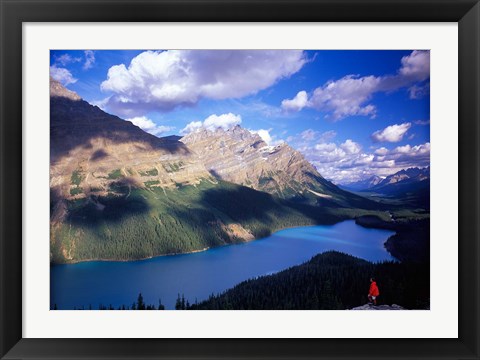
[368,277,380,305]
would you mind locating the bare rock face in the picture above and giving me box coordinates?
[181,126,339,201]
[50,80,213,216]
[50,77,82,101]
[350,304,405,310]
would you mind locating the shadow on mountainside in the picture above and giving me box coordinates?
[65,179,150,226]
[50,97,190,162]
[194,183,352,229]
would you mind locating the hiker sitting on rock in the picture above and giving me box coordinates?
[368,277,380,305]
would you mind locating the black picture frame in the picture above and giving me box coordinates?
[1,0,479,359]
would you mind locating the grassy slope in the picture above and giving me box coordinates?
[51,180,390,263]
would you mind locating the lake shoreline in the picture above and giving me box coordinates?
[51,217,399,265]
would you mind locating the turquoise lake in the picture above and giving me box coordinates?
[50,220,396,310]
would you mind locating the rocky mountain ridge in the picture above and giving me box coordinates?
[181,125,340,202]
[50,77,213,209]
[180,126,379,209]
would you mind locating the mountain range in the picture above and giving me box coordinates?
[50,78,385,263]
[340,175,385,192]
[341,167,430,209]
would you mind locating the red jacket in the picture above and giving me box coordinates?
[369,281,380,296]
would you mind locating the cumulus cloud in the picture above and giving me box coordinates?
[126,116,174,136]
[50,65,77,86]
[308,75,380,120]
[284,127,430,183]
[101,50,307,117]
[374,147,389,155]
[281,90,308,111]
[181,113,242,135]
[281,50,430,120]
[83,50,95,70]
[251,129,273,145]
[180,121,203,135]
[250,128,284,146]
[398,50,430,81]
[311,141,430,183]
[340,139,361,154]
[371,122,411,143]
[203,113,242,131]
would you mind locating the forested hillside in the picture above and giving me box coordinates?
[51,180,389,263]
[185,251,430,310]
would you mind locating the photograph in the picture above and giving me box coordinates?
[49,49,430,311]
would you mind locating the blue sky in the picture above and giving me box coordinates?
[50,50,430,184]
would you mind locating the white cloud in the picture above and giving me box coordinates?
[180,113,242,134]
[126,116,174,136]
[371,122,411,143]
[250,128,284,146]
[313,143,346,163]
[281,90,308,111]
[393,144,412,154]
[340,139,361,154]
[391,142,430,156]
[101,50,307,117]
[251,129,273,145]
[354,154,374,165]
[399,50,430,81]
[314,142,337,153]
[280,50,430,120]
[180,121,203,135]
[370,160,396,168]
[309,75,380,120]
[310,141,430,183]
[83,50,95,70]
[50,65,77,86]
[55,54,81,66]
[203,113,242,131]
[374,147,389,155]
[284,127,430,183]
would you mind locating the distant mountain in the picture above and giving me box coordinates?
[344,167,430,209]
[371,167,430,191]
[181,126,377,209]
[368,167,430,207]
[341,175,385,191]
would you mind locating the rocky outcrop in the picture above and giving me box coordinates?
[350,304,405,310]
